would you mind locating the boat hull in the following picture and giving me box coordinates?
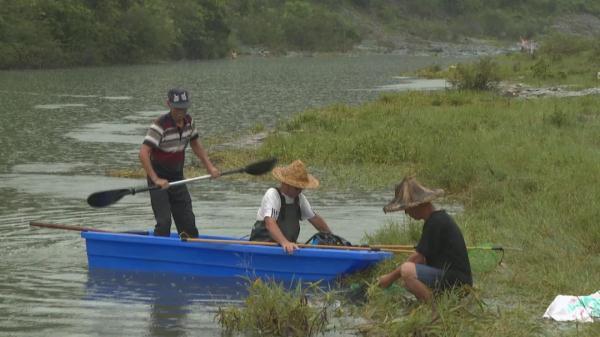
[81,232,392,283]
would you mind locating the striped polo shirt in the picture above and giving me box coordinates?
[143,113,199,180]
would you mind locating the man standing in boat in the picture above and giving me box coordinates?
[377,176,472,302]
[250,160,333,254]
[139,88,220,238]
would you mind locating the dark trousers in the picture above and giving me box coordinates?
[149,184,199,238]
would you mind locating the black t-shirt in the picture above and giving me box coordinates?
[416,210,473,288]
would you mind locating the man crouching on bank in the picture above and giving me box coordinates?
[378,176,472,302]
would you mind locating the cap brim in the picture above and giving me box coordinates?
[170,101,190,109]
[382,190,444,213]
[383,200,408,213]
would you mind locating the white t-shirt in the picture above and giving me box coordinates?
[256,188,316,221]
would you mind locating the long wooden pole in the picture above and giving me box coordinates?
[30,221,112,232]
[29,221,415,253]
[370,244,520,251]
[29,221,148,235]
[370,244,415,249]
[181,237,414,254]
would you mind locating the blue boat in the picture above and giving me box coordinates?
[81,231,392,283]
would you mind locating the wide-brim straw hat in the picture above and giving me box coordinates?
[383,176,444,213]
[272,160,320,189]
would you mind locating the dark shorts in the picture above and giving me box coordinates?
[415,264,444,289]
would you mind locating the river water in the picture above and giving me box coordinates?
[0,55,461,336]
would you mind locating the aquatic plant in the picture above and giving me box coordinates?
[216,279,339,337]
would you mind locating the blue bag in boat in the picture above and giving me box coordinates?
[305,232,352,246]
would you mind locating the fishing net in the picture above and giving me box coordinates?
[468,244,504,273]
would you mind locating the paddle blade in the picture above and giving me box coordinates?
[87,189,132,208]
[244,157,277,175]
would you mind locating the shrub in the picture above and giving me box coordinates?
[448,57,501,90]
[415,64,443,79]
[539,33,590,60]
[530,57,551,79]
[590,39,600,64]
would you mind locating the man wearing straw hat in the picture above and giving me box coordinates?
[378,176,472,302]
[250,160,333,254]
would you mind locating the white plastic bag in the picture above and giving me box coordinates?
[543,291,600,322]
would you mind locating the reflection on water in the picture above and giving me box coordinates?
[0,173,144,201]
[374,77,448,91]
[101,96,132,100]
[12,162,89,174]
[66,122,148,144]
[85,270,247,337]
[124,110,168,121]
[0,54,466,336]
[34,103,88,109]
[86,269,248,304]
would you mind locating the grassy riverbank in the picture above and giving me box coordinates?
[214,64,600,335]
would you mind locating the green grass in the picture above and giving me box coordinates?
[496,52,600,88]
[195,34,600,335]
[215,88,600,335]
[494,34,600,88]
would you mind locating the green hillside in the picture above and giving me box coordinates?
[1,0,599,69]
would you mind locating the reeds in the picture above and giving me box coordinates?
[216,279,339,337]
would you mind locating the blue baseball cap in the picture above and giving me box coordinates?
[167,88,191,109]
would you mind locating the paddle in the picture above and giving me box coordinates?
[29,221,148,235]
[87,157,277,208]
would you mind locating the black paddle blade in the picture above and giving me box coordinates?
[244,157,277,175]
[87,188,133,208]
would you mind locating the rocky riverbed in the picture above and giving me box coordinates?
[499,83,600,99]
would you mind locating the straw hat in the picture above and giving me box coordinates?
[383,176,444,213]
[272,160,320,189]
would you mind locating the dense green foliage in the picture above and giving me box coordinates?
[227,0,360,54]
[2,0,599,69]
[0,0,231,68]
[361,0,600,40]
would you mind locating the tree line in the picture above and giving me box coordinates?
[1,0,598,69]
[0,0,231,69]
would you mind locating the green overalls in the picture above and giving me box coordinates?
[249,188,301,242]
